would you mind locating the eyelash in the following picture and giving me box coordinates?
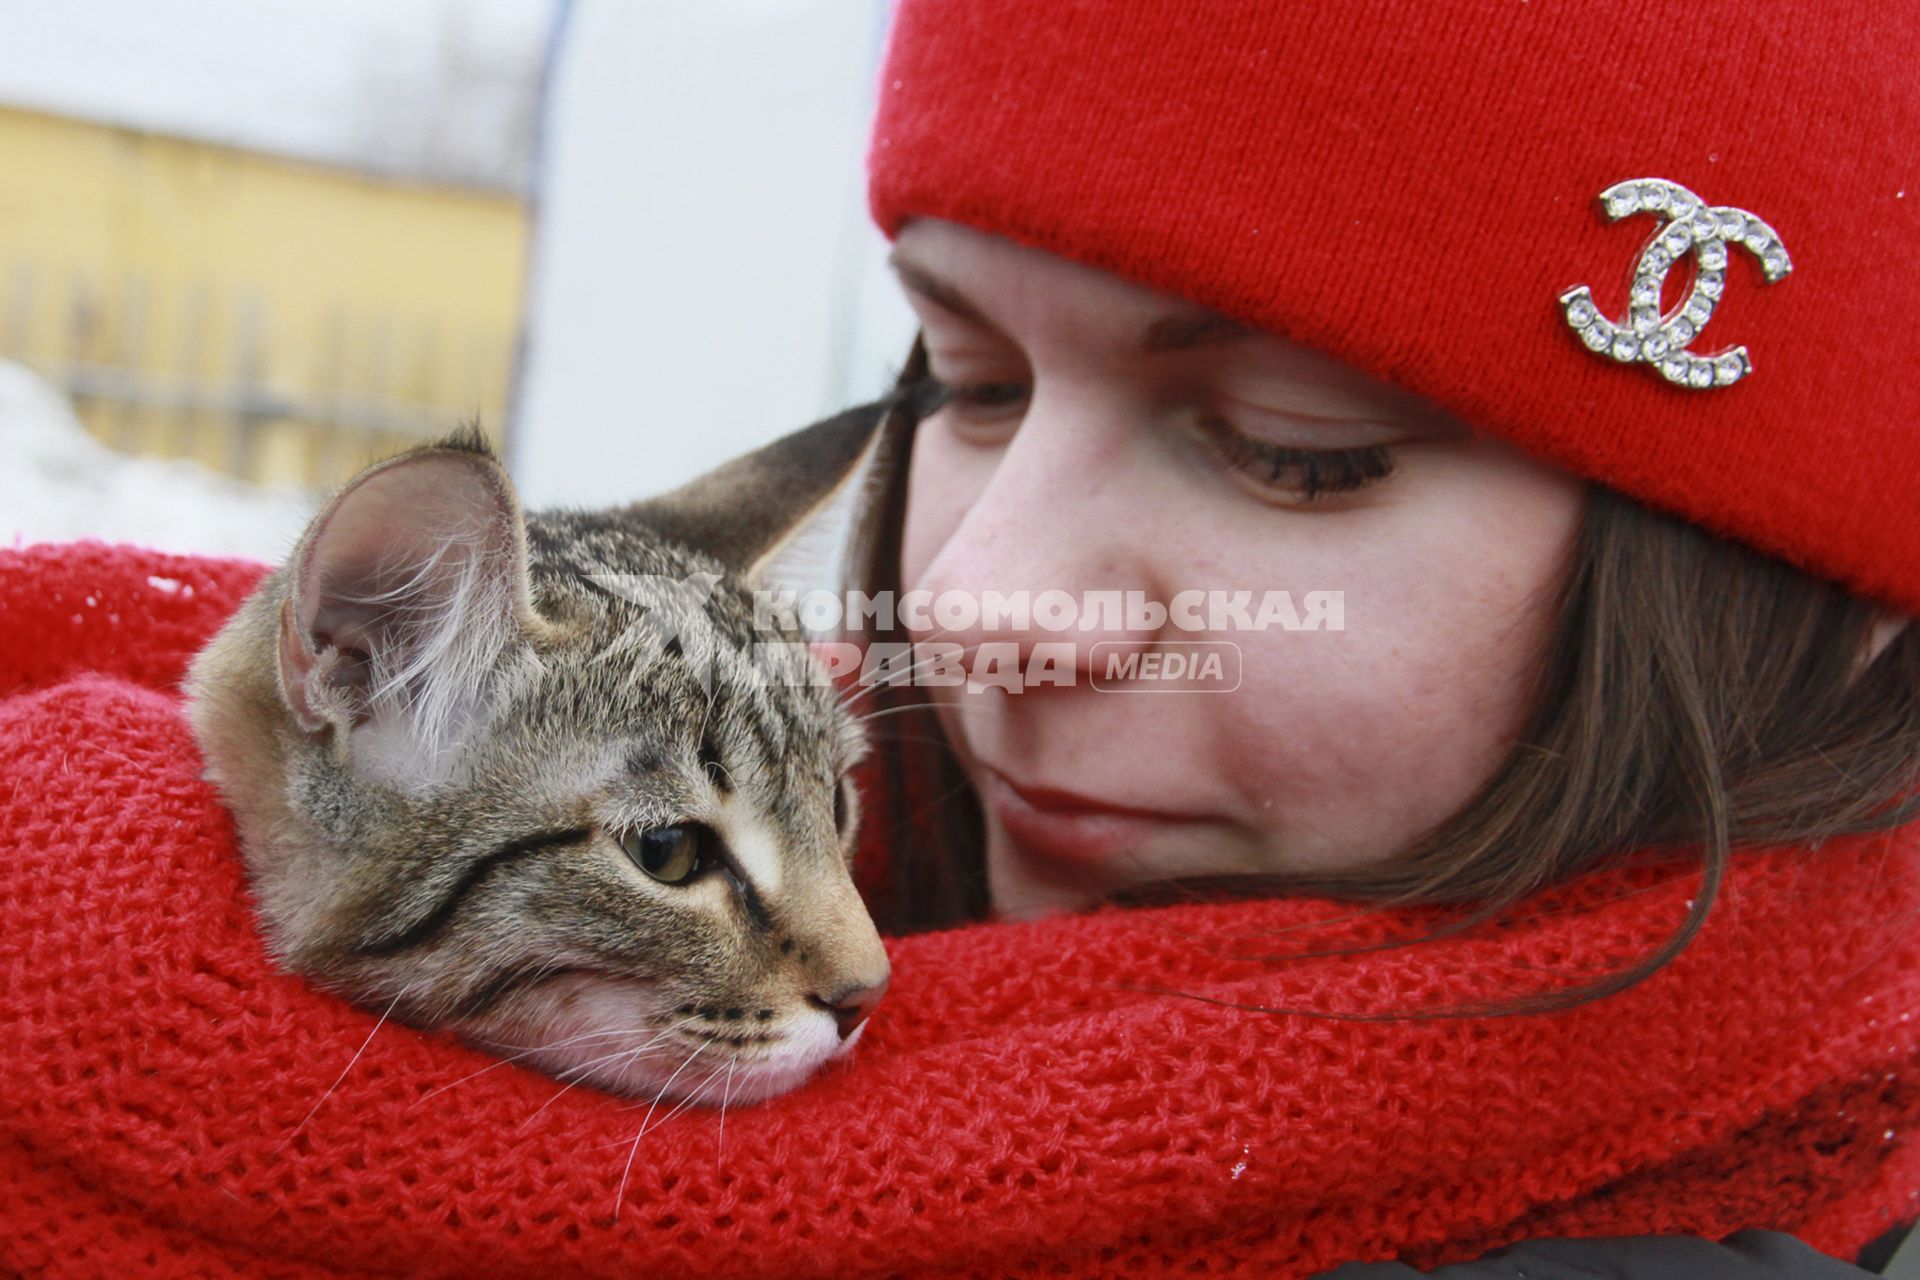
[908,375,1397,502]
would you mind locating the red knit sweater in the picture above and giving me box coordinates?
[5,541,1920,1279]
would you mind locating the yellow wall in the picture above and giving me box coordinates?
[0,104,529,487]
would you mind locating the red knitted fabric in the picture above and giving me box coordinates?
[6,541,1920,1278]
[866,0,1920,620]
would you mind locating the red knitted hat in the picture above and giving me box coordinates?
[866,0,1920,619]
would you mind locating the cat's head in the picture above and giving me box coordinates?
[186,407,894,1105]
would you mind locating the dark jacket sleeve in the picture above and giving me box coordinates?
[1310,1230,1882,1279]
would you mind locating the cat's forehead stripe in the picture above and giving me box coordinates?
[731,675,789,764]
[713,794,782,900]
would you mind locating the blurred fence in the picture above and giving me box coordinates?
[0,105,530,494]
[1,261,517,492]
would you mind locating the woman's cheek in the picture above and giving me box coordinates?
[1213,628,1475,870]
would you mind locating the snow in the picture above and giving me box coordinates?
[0,361,312,560]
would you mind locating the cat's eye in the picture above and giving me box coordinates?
[621,824,705,884]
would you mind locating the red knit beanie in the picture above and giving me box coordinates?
[866,0,1920,619]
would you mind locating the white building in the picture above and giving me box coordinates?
[508,0,919,507]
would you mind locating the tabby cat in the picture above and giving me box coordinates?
[185,403,893,1106]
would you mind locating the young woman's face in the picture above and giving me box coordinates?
[891,218,1588,919]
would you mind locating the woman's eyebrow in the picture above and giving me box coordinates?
[889,255,993,326]
[887,252,1255,354]
[1139,310,1256,353]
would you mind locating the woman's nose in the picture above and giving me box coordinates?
[908,400,1164,667]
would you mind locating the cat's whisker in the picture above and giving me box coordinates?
[630,1041,708,1121]
[844,617,979,654]
[834,641,983,711]
[524,1016,703,1108]
[422,1028,637,1097]
[638,1059,732,1138]
[836,645,993,714]
[715,1057,738,1169]
[418,1018,698,1109]
[478,1022,660,1055]
[832,632,978,710]
[518,1048,660,1129]
[559,1051,695,1122]
[855,732,966,754]
[613,1041,709,1222]
[851,686,1023,729]
[837,643,980,711]
[595,1014,705,1063]
[414,1052,531,1104]
[581,1055,730,1154]
[519,1019,703,1129]
[852,701,959,727]
[841,631,1002,691]
[279,982,416,1149]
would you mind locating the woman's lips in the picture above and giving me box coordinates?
[980,767,1195,875]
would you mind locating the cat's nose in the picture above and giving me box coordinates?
[809,975,889,1039]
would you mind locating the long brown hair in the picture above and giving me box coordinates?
[849,334,1920,1013]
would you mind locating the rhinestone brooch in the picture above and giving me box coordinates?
[1559,178,1790,389]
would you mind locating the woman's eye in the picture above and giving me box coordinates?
[1197,417,1396,503]
[910,373,1395,502]
[620,824,705,884]
[922,375,1029,420]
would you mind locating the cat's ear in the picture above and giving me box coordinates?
[275,432,538,778]
[627,398,894,587]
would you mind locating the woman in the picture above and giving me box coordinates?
[844,0,1920,1274]
[5,2,1918,1274]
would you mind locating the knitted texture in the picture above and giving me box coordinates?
[6,542,1920,1278]
[865,0,1920,620]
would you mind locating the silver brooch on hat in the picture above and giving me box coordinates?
[1560,178,1790,389]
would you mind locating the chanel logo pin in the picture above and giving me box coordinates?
[1560,178,1790,389]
